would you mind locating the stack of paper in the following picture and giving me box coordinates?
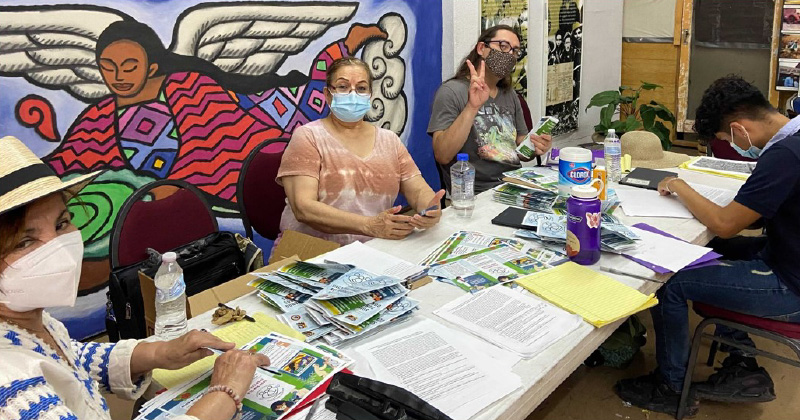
[420,230,528,265]
[320,241,426,280]
[303,269,419,344]
[513,211,640,253]
[493,182,559,212]
[427,244,551,293]
[680,156,754,180]
[502,167,559,191]
[685,182,738,207]
[622,226,712,272]
[515,262,659,327]
[616,187,694,218]
[434,286,582,358]
[138,333,351,420]
[624,224,719,273]
[551,188,621,215]
[248,261,419,344]
[249,261,352,312]
[355,319,522,420]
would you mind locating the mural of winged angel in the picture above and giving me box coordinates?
[0,2,409,291]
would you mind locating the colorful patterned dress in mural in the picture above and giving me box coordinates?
[46,41,349,204]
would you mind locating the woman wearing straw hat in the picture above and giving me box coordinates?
[0,136,269,419]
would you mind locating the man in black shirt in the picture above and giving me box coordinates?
[615,76,800,416]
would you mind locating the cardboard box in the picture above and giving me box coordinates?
[269,230,340,264]
[140,231,339,336]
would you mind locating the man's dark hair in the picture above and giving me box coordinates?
[693,75,776,141]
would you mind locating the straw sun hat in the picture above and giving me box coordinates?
[0,136,100,216]
[620,131,691,169]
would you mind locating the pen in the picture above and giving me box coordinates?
[419,204,439,216]
[599,266,666,284]
[217,302,255,322]
[204,347,282,375]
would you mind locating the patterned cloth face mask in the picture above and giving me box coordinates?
[484,48,517,79]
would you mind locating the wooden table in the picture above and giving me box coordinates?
[186,168,744,420]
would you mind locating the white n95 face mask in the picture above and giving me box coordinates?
[0,230,84,312]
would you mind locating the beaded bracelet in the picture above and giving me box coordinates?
[207,384,243,418]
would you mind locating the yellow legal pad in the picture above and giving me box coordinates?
[515,262,659,328]
[152,312,305,389]
[679,157,749,181]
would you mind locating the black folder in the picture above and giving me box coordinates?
[619,167,678,190]
[491,207,532,230]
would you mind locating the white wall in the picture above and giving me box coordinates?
[441,0,623,146]
[623,0,676,39]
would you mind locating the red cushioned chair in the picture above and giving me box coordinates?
[110,179,218,268]
[706,138,757,162]
[236,139,289,240]
[677,302,800,419]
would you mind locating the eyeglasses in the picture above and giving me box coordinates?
[327,84,371,96]
[484,40,525,59]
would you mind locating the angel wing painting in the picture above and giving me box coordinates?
[0,2,410,279]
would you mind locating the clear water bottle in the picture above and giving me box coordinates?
[154,252,188,340]
[450,153,475,218]
[604,129,622,182]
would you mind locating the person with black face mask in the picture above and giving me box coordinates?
[428,25,552,194]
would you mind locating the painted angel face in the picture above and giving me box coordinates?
[98,40,152,98]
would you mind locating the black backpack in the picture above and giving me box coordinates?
[106,231,247,341]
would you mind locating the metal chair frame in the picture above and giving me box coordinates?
[677,317,800,419]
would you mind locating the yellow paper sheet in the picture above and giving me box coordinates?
[679,157,749,181]
[152,312,305,389]
[515,262,659,328]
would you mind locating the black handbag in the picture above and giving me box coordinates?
[106,231,247,341]
[325,372,453,420]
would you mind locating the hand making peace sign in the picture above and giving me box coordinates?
[466,60,490,111]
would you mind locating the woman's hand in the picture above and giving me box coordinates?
[409,190,446,230]
[364,205,414,240]
[131,330,235,377]
[466,60,490,111]
[530,133,552,156]
[157,330,236,371]
[210,349,271,397]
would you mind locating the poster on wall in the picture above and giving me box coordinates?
[777,59,800,90]
[783,6,800,33]
[481,0,529,97]
[546,0,583,135]
[0,0,442,340]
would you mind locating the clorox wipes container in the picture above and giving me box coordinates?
[558,147,593,195]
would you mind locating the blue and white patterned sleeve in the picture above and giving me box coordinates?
[72,339,152,400]
[0,376,78,420]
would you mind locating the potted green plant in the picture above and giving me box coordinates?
[586,82,677,150]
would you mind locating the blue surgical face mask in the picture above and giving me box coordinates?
[329,92,371,123]
[730,126,761,159]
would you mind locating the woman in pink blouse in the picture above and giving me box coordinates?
[278,57,444,245]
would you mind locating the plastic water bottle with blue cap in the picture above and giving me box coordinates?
[604,128,622,182]
[450,153,475,218]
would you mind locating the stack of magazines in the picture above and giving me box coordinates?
[136,333,351,420]
[249,261,418,344]
[513,211,641,253]
[493,183,559,213]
